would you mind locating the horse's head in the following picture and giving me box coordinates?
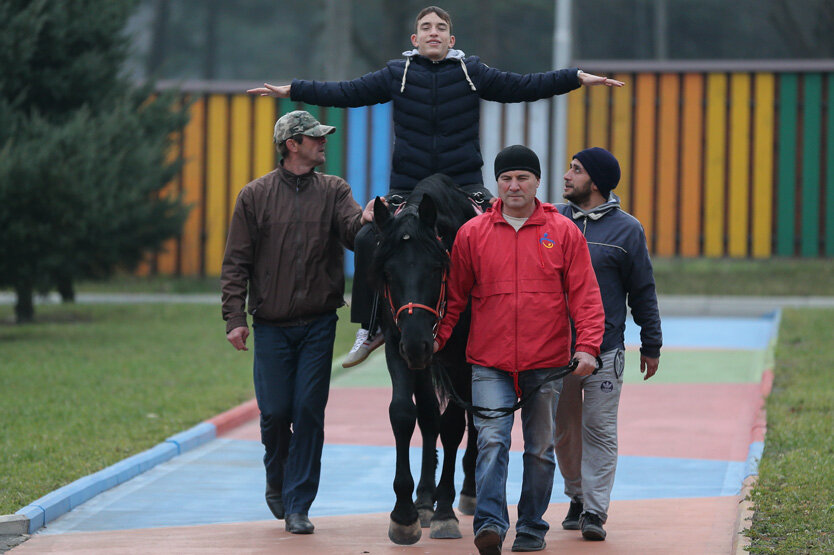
[372,193,450,370]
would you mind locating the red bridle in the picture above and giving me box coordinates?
[384,269,448,339]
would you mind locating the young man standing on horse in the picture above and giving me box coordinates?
[248,6,623,369]
[554,147,662,541]
[433,145,605,554]
[221,110,372,535]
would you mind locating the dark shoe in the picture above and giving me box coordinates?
[474,525,503,555]
[580,512,606,541]
[511,532,546,552]
[561,496,583,530]
[265,482,284,520]
[285,513,315,534]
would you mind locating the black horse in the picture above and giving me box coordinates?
[370,173,480,544]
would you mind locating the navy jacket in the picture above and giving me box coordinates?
[291,49,581,191]
[557,194,662,357]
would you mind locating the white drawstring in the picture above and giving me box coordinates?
[459,59,477,91]
[400,58,411,93]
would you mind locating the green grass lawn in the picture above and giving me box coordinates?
[652,257,834,296]
[70,257,834,297]
[0,302,358,515]
[746,308,834,553]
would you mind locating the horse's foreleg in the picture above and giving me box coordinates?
[431,400,465,539]
[387,385,422,545]
[413,373,439,528]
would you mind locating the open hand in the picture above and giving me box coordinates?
[578,71,624,88]
[246,83,291,97]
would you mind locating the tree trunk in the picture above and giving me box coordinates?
[57,276,75,303]
[15,283,34,324]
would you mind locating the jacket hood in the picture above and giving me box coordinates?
[563,192,621,221]
[398,48,475,94]
[401,48,467,60]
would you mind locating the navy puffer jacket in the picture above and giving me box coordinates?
[291,50,581,191]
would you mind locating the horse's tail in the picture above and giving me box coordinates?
[430,361,452,415]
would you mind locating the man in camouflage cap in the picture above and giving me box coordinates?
[222,110,371,535]
[273,110,336,144]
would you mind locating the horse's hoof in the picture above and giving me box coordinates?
[430,518,462,539]
[458,494,476,515]
[388,519,422,545]
[418,507,435,528]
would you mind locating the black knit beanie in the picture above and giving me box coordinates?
[573,147,620,199]
[494,145,541,179]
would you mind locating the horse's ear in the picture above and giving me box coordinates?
[373,196,390,230]
[419,194,437,230]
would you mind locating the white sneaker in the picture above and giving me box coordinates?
[342,327,384,368]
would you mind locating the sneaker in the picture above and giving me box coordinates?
[580,512,606,541]
[474,526,503,555]
[342,327,384,368]
[561,496,583,530]
[511,532,545,552]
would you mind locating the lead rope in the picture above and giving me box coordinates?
[436,356,602,420]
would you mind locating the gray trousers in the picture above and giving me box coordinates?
[554,348,625,522]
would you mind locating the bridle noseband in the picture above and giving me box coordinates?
[384,269,447,339]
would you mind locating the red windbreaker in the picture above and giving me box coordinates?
[435,199,604,376]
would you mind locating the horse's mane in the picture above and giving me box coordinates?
[370,174,476,290]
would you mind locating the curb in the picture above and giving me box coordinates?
[732,365,774,553]
[7,419,221,535]
[208,398,259,436]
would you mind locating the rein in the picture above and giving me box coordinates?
[437,357,602,420]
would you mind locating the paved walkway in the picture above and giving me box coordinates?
[8,308,779,554]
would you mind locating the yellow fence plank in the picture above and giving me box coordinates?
[587,85,609,151]
[656,74,680,256]
[752,73,775,258]
[180,97,205,276]
[229,95,252,223]
[566,85,586,169]
[157,126,181,275]
[205,94,229,276]
[253,96,276,178]
[728,73,751,257]
[704,74,728,256]
[611,73,633,212]
[633,73,657,249]
[680,74,704,257]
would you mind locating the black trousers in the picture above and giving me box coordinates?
[350,184,493,328]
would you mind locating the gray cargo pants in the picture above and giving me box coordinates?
[554,348,625,522]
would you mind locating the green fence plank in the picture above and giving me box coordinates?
[827,74,834,256]
[776,74,798,256]
[801,74,822,257]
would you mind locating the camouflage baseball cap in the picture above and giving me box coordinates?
[273,110,336,143]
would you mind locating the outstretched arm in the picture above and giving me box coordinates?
[578,70,624,88]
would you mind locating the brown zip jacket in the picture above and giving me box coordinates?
[221,163,363,333]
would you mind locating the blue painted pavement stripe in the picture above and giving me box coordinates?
[19,423,216,534]
[625,315,777,350]
[40,439,749,534]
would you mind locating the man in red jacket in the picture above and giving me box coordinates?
[433,145,605,554]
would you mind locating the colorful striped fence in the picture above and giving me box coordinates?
[145,64,834,276]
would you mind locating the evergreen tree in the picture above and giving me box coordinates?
[0,0,189,322]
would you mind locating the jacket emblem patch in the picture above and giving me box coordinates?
[539,232,554,249]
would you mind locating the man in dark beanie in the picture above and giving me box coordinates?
[555,147,662,541]
[435,144,605,554]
